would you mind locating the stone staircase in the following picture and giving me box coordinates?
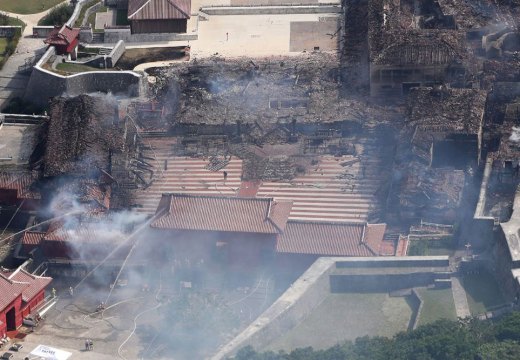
[91,32,105,44]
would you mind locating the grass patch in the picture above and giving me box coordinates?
[463,270,509,315]
[74,0,99,27]
[117,46,187,70]
[116,9,129,26]
[55,62,105,73]
[0,33,20,70]
[407,237,455,256]
[0,37,7,53]
[4,16,25,30]
[0,0,63,14]
[267,293,412,352]
[416,287,457,326]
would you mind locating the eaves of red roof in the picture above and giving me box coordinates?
[21,231,45,246]
[44,221,124,244]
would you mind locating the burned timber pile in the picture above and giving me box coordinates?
[44,95,124,178]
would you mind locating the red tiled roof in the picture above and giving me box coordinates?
[44,25,80,46]
[128,0,191,20]
[0,274,25,311]
[152,193,292,234]
[364,223,387,255]
[4,268,52,303]
[0,172,40,200]
[21,231,45,246]
[276,220,385,256]
[44,220,125,244]
[238,181,261,197]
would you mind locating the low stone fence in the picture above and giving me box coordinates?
[107,39,125,67]
[0,26,22,38]
[409,289,423,330]
[67,0,92,27]
[24,46,146,107]
[79,27,93,43]
[32,26,55,38]
[103,27,197,44]
[82,1,102,27]
[200,4,341,15]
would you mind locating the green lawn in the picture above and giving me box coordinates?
[463,271,509,315]
[0,32,20,69]
[416,288,457,326]
[55,62,104,73]
[0,0,64,14]
[407,238,456,256]
[4,16,25,29]
[266,293,413,352]
[0,37,7,54]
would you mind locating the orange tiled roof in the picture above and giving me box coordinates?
[3,268,52,303]
[152,193,292,234]
[276,220,386,256]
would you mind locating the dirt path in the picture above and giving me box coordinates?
[0,1,69,110]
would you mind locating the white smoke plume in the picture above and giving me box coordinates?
[510,126,520,142]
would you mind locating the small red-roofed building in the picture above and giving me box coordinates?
[0,267,52,337]
[44,25,80,60]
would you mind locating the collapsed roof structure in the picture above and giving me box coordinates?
[367,0,473,98]
[44,95,124,178]
[391,87,486,223]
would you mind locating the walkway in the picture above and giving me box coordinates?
[0,1,68,110]
[451,276,471,318]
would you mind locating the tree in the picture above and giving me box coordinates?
[0,12,9,26]
[477,340,520,360]
[496,312,520,341]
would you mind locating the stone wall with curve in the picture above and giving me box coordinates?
[24,47,146,107]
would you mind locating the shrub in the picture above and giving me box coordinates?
[38,4,74,26]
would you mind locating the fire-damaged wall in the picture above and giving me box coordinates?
[24,47,146,107]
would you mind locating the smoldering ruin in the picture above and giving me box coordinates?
[4,0,520,359]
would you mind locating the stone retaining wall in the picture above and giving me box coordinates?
[409,289,423,330]
[200,4,341,15]
[210,257,335,359]
[103,27,197,44]
[24,47,145,107]
[0,26,22,38]
[211,256,451,359]
[32,26,55,38]
[107,39,125,67]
